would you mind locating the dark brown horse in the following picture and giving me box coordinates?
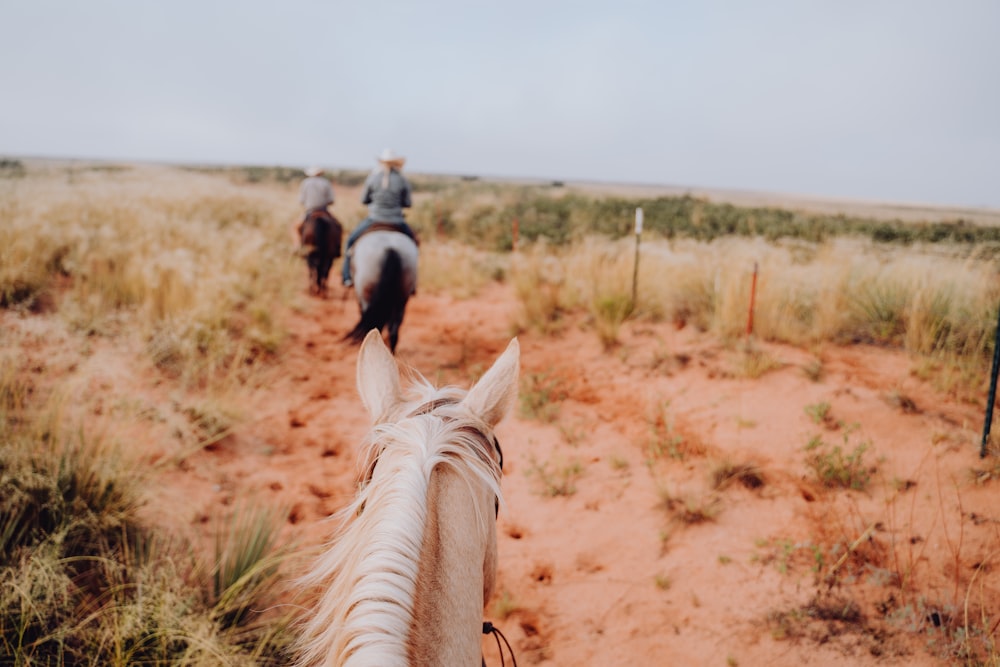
[298,209,343,296]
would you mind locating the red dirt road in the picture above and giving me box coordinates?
[160,280,996,666]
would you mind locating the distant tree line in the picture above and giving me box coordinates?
[411,191,1000,252]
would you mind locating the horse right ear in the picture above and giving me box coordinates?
[356,329,402,422]
[462,338,520,429]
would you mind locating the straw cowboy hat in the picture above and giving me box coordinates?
[304,165,324,177]
[377,149,406,169]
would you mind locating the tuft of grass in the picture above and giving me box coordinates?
[608,454,630,472]
[658,486,721,525]
[558,422,587,447]
[645,401,707,463]
[804,401,831,424]
[804,434,874,491]
[490,589,520,621]
[0,434,292,664]
[525,456,583,497]
[802,357,825,382]
[592,292,633,349]
[0,351,292,664]
[519,372,567,423]
[734,344,784,378]
[710,460,766,491]
[510,243,567,334]
[212,503,290,629]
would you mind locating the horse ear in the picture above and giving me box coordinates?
[356,329,401,421]
[462,338,520,429]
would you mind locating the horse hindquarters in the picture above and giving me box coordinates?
[301,214,342,295]
[344,248,408,352]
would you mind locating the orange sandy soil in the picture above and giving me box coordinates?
[14,278,999,666]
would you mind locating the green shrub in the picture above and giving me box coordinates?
[804,435,873,491]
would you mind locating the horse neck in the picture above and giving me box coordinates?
[296,416,500,667]
[408,464,496,666]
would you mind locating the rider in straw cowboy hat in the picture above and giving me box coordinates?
[341,149,418,288]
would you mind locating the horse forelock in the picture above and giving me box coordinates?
[295,383,503,667]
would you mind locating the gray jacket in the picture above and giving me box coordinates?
[299,176,335,210]
[361,168,412,223]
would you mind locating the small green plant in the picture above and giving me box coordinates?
[753,537,832,577]
[525,456,583,497]
[490,589,520,620]
[802,357,824,382]
[654,573,672,590]
[658,487,721,525]
[804,434,874,491]
[804,401,832,425]
[608,454,629,471]
[592,292,633,348]
[519,372,567,423]
[558,421,587,446]
[646,401,705,463]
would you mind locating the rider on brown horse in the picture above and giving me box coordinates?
[297,166,343,295]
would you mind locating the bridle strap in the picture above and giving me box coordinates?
[482,621,517,667]
[360,397,505,516]
[407,398,505,472]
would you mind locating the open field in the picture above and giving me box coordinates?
[2,160,999,665]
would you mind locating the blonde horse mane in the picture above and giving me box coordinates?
[295,332,518,667]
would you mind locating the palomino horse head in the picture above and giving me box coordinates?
[343,231,419,353]
[296,330,519,666]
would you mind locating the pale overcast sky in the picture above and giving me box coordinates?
[1,1,997,208]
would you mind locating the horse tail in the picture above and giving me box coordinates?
[344,248,406,346]
[326,214,343,258]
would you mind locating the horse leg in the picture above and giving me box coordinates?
[307,252,321,295]
[387,298,408,353]
[318,251,333,297]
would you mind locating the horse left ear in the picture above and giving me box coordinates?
[462,338,520,429]
[356,329,402,422]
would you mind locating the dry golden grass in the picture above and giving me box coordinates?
[4,161,1000,665]
[504,236,999,387]
[1,163,300,664]
[1,163,303,389]
[417,240,508,298]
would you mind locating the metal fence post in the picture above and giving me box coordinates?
[980,301,1000,458]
